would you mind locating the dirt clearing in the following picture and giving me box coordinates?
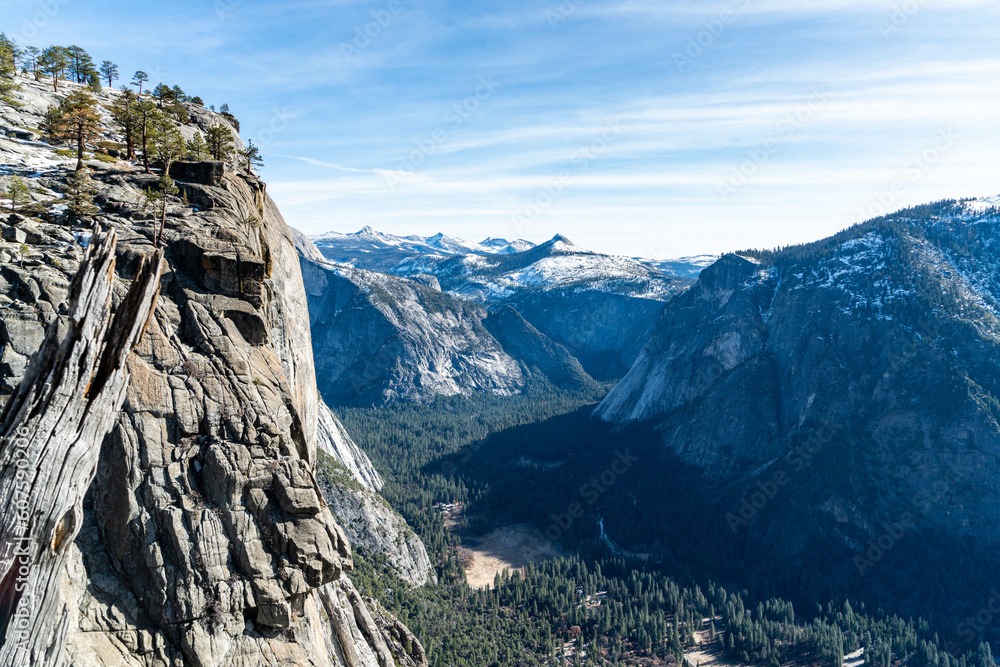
[461,524,563,589]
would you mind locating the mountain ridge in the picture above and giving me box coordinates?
[595,199,1000,576]
[308,225,692,378]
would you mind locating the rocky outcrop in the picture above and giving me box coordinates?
[0,76,426,667]
[317,400,383,492]
[483,305,597,392]
[168,160,226,187]
[315,453,435,587]
[313,400,435,587]
[299,248,597,407]
[502,286,670,379]
[0,228,162,667]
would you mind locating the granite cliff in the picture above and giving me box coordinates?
[0,76,426,667]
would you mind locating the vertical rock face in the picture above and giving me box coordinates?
[0,77,427,666]
[316,463,436,588]
[0,229,162,667]
[79,174,354,665]
[594,254,780,476]
[482,305,598,393]
[300,257,527,407]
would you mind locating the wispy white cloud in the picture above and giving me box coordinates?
[15,0,999,256]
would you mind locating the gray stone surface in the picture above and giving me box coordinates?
[0,75,427,667]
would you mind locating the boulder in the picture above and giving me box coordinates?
[6,127,38,141]
[169,161,226,187]
[2,226,26,243]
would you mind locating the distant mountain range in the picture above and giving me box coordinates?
[308,228,693,378]
[294,230,596,406]
[645,254,720,279]
[310,227,536,272]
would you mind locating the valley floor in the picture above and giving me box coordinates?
[459,524,563,589]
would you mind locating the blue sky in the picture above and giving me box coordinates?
[6,0,999,257]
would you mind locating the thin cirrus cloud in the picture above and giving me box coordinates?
[7,0,998,257]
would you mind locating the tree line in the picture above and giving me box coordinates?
[1,34,265,245]
[0,35,263,175]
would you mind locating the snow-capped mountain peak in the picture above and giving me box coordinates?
[309,227,540,269]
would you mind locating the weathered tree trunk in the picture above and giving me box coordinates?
[0,226,163,667]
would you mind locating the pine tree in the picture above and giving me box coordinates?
[65,170,99,217]
[111,87,140,160]
[22,46,40,81]
[39,46,69,91]
[151,120,186,175]
[100,60,118,87]
[975,643,993,667]
[47,91,101,172]
[5,176,30,212]
[63,45,95,83]
[132,70,149,94]
[152,83,172,108]
[186,131,209,161]
[238,140,264,175]
[205,124,235,162]
[146,173,179,246]
[134,98,162,173]
[0,33,19,104]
